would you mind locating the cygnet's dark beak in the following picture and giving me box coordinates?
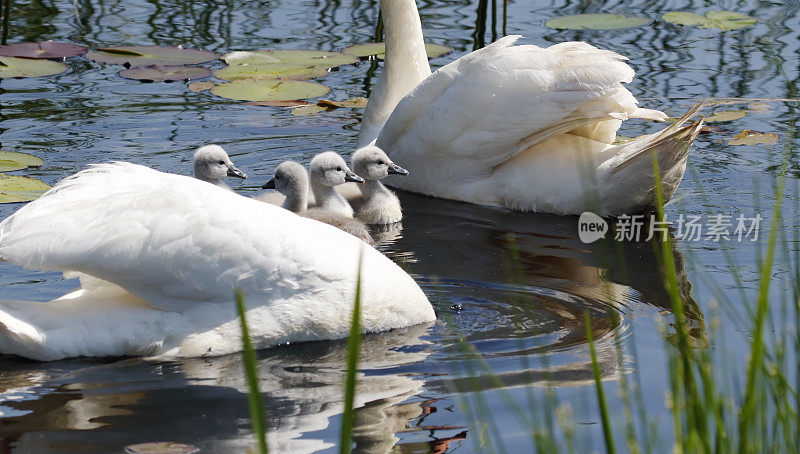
[262,178,276,189]
[227,165,247,180]
[387,163,409,175]
[345,171,365,183]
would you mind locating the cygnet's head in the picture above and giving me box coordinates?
[193,145,247,184]
[262,161,308,195]
[351,145,408,181]
[309,151,364,187]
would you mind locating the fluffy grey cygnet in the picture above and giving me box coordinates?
[338,145,407,224]
[263,161,374,245]
[307,151,364,217]
[193,145,247,189]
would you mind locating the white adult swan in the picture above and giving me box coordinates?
[358,0,704,215]
[0,162,435,360]
[263,160,375,245]
[193,144,247,188]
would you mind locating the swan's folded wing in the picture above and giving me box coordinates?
[376,36,647,169]
[0,163,432,328]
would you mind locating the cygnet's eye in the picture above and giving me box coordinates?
[218,160,225,165]
[377,160,385,165]
[275,175,280,180]
[336,166,342,171]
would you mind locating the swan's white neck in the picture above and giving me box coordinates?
[358,0,431,146]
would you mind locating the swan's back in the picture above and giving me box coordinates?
[0,163,432,329]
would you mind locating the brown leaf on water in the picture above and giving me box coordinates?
[728,130,779,146]
[188,81,214,92]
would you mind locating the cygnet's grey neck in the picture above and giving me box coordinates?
[361,179,393,199]
[281,182,308,213]
[312,180,353,217]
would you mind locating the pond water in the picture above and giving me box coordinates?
[0,0,798,452]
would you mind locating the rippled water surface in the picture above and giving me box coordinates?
[1,0,799,452]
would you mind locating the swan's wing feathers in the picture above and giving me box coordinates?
[378,40,647,170]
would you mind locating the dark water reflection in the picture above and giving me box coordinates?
[0,0,795,451]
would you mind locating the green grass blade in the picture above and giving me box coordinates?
[584,311,615,453]
[236,289,268,454]
[339,248,364,454]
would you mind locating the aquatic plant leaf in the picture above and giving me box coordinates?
[545,13,650,30]
[119,65,211,82]
[728,130,778,146]
[210,78,330,102]
[0,151,44,172]
[245,100,309,107]
[222,49,358,68]
[188,80,215,92]
[318,97,368,108]
[706,110,747,122]
[291,104,330,116]
[663,11,756,30]
[342,42,453,59]
[0,56,67,78]
[0,174,51,203]
[213,63,329,81]
[0,41,87,59]
[86,45,218,66]
[124,442,200,454]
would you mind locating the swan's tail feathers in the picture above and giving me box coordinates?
[602,105,705,214]
[0,303,48,360]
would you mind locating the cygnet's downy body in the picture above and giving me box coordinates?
[308,151,364,218]
[193,145,247,189]
[339,145,407,224]
[263,161,374,245]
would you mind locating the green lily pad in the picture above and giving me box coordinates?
[0,174,51,203]
[124,442,199,454]
[0,41,87,59]
[213,63,329,81]
[728,130,778,146]
[0,56,67,78]
[119,65,212,82]
[342,42,453,59]
[545,13,650,30]
[0,151,44,172]
[210,78,330,102]
[221,49,358,68]
[86,45,218,67]
[663,11,756,30]
[706,110,747,122]
[291,104,330,116]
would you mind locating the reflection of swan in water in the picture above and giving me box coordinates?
[380,191,703,388]
[0,323,435,453]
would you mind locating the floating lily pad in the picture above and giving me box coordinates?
[706,110,747,122]
[318,97,368,108]
[0,41,87,59]
[291,104,330,116]
[245,100,309,107]
[188,80,215,92]
[545,13,650,30]
[119,65,211,82]
[728,130,778,146]
[0,174,51,203]
[663,11,756,30]
[0,151,44,172]
[0,56,67,78]
[124,442,200,454]
[86,45,218,67]
[213,63,329,81]
[210,78,330,102]
[342,43,453,59]
[222,49,358,68]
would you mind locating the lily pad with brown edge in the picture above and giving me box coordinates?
[0,174,51,203]
[663,11,756,30]
[86,45,219,67]
[728,130,778,146]
[291,104,332,116]
[706,110,747,122]
[188,80,215,92]
[210,78,330,102]
[0,41,87,59]
[221,49,359,68]
[318,97,368,108]
[342,43,452,59]
[119,65,212,82]
[0,56,67,78]
[0,151,44,172]
[244,100,309,107]
[545,13,650,30]
[213,63,329,81]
